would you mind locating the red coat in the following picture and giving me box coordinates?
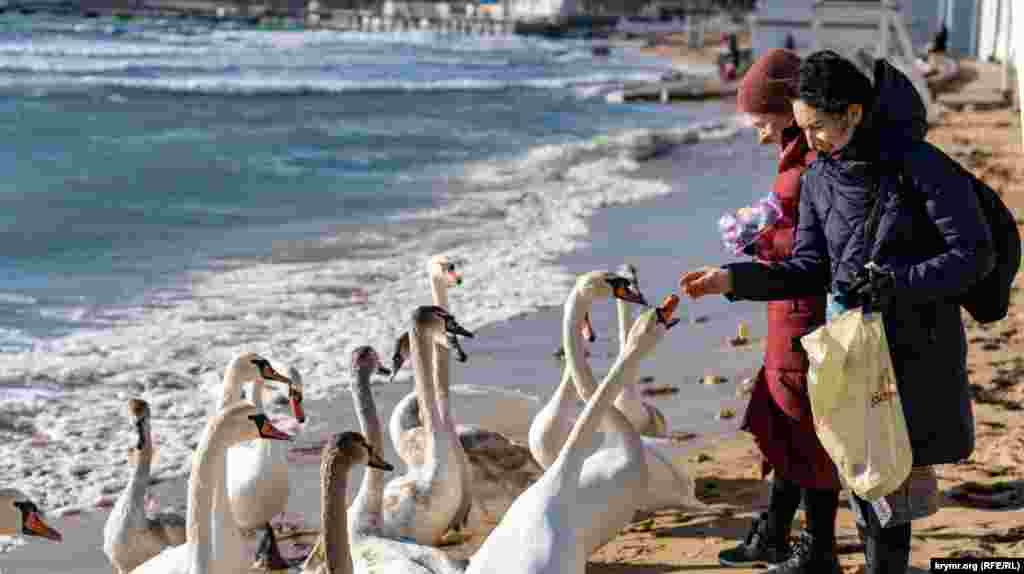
[740,129,841,490]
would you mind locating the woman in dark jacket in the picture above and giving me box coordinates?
[681,51,995,574]
[715,49,843,573]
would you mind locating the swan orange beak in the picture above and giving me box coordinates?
[259,419,293,442]
[581,312,595,343]
[259,364,292,385]
[24,511,62,542]
[656,294,681,329]
[288,385,305,424]
[613,283,648,306]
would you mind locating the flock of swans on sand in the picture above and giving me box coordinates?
[2,255,707,573]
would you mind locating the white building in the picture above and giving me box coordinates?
[750,1,932,109]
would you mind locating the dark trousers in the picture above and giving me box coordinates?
[764,474,839,556]
[852,495,913,574]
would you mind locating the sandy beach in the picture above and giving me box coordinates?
[5,56,1024,574]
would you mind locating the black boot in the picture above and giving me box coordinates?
[767,532,842,574]
[768,487,841,574]
[718,476,801,567]
[858,522,912,574]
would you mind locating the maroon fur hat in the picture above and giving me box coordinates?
[737,49,801,115]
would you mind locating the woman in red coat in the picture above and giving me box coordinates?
[717,50,843,574]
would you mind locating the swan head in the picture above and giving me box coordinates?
[617,263,640,290]
[350,345,392,380]
[214,402,293,444]
[389,307,475,380]
[575,271,648,306]
[327,431,394,471]
[0,490,62,542]
[428,254,463,288]
[227,352,305,424]
[127,398,151,451]
[625,294,681,357]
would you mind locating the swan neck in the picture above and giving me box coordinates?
[219,361,247,410]
[322,452,354,574]
[248,379,265,411]
[351,367,385,516]
[127,444,153,507]
[563,289,597,399]
[410,325,440,436]
[617,299,632,356]
[186,417,231,574]
[558,349,639,464]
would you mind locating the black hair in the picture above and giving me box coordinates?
[796,50,874,116]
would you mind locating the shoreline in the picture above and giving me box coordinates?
[1,99,775,572]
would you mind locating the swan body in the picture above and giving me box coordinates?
[528,271,702,518]
[301,427,465,574]
[466,296,679,574]
[375,306,474,546]
[129,402,292,574]
[104,399,187,574]
[214,353,299,569]
[0,489,62,542]
[389,256,544,533]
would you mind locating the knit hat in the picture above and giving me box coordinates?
[737,49,801,115]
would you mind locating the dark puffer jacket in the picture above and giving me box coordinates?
[725,61,996,466]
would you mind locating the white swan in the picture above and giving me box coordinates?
[129,401,292,574]
[376,305,475,546]
[104,399,187,574]
[465,297,681,574]
[562,274,702,517]
[613,263,668,437]
[0,489,62,543]
[216,352,300,570]
[388,254,473,533]
[301,431,466,574]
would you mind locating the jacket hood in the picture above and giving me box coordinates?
[871,58,929,161]
[838,58,928,165]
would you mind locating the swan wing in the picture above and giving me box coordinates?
[127,542,189,574]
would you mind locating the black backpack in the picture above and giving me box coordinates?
[873,162,1020,324]
[950,163,1020,324]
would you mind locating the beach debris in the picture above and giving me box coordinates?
[717,408,736,420]
[641,385,679,397]
[639,375,656,384]
[946,481,1023,509]
[668,431,698,443]
[736,377,756,398]
[728,322,750,347]
[702,375,726,386]
[692,453,713,463]
[692,315,710,324]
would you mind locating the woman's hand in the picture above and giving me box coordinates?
[679,267,734,299]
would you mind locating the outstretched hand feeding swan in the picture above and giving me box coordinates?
[104,399,187,574]
[301,431,466,574]
[129,401,292,574]
[0,489,62,543]
[466,296,681,574]
[215,352,302,570]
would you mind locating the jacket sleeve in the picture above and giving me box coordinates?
[725,173,831,301]
[886,149,996,301]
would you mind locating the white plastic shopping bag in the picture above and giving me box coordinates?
[801,308,913,500]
